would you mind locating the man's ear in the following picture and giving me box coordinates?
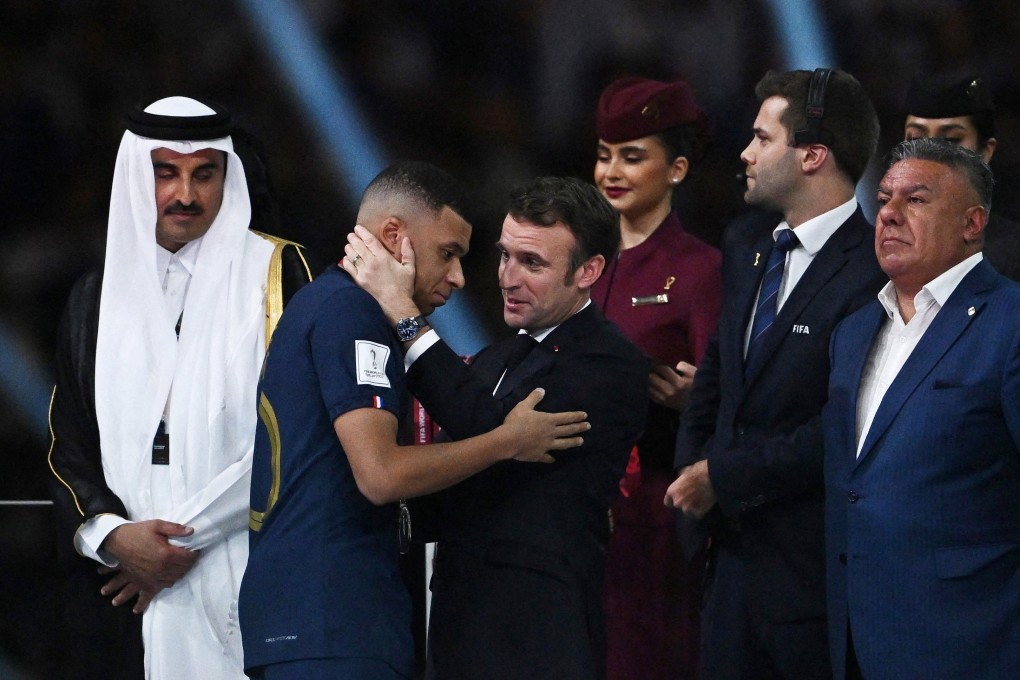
[963,205,988,244]
[378,217,405,256]
[575,255,606,290]
[800,144,830,174]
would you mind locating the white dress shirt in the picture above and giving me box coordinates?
[855,252,983,456]
[744,198,857,356]
[404,299,592,396]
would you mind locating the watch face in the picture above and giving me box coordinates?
[396,316,420,341]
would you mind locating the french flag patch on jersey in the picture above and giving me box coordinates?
[373,396,384,409]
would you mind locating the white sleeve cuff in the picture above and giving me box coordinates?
[75,514,131,567]
[167,513,220,550]
[404,329,440,371]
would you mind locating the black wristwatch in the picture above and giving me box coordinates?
[395,315,428,342]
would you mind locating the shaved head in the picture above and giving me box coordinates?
[356,161,469,235]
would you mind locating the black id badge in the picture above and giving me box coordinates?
[152,420,170,465]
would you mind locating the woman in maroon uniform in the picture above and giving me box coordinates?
[592,76,723,680]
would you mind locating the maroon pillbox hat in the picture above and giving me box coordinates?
[596,76,705,143]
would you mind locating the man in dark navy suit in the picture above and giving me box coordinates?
[825,138,1020,680]
[345,176,647,680]
[665,69,886,679]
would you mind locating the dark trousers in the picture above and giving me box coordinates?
[61,561,144,680]
[700,546,830,680]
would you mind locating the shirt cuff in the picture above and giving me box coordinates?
[75,513,131,567]
[167,513,220,550]
[404,329,440,371]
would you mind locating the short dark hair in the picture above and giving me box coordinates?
[362,161,470,222]
[888,137,994,212]
[755,69,879,184]
[506,177,620,275]
[655,118,711,165]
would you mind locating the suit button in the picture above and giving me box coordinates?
[839,553,847,565]
[735,424,746,436]
[847,491,859,503]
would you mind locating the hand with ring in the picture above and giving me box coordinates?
[341,225,419,323]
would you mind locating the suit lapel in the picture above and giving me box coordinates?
[856,262,997,465]
[743,209,866,385]
[492,304,599,399]
[724,226,775,388]
[839,304,886,465]
[493,345,554,398]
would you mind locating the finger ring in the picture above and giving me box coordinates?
[350,254,361,265]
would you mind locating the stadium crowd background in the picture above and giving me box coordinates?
[2,1,1019,676]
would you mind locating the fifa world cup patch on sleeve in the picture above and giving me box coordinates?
[355,340,391,387]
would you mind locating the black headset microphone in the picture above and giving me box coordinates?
[736,68,833,186]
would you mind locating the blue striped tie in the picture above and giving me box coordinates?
[746,229,800,369]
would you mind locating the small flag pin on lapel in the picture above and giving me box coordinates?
[967,306,976,316]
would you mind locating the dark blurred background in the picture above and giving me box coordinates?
[2,1,1019,676]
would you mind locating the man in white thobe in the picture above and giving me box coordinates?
[48,96,312,679]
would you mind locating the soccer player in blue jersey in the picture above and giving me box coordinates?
[239,162,589,680]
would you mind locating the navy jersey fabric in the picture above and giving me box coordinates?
[239,265,412,676]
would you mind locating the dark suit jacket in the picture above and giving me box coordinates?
[985,212,1020,282]
[674,207,885,625]
[408,304,647,680]
[824,259,1020,679]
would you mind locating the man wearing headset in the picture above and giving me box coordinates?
[665,69,885,679]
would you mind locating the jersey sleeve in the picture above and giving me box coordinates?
[309,290,406,423]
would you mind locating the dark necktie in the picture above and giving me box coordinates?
[746,228,800,368]
[504,333,538,373]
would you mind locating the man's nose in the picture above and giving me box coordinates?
[739,143,754,166]
[175,178,197,205]
[448,259,465,290]
[498,261,518,290]
[878,198,902,226]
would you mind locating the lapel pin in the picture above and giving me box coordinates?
[967,306,976,316]
[553,345,559,352]
[754,252,761,267]
[664,276,676,290]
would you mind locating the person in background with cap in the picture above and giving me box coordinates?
[902,69,1020,281]
[592,75,722,680]
[664,69,886,679]
[47,96,313,680]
